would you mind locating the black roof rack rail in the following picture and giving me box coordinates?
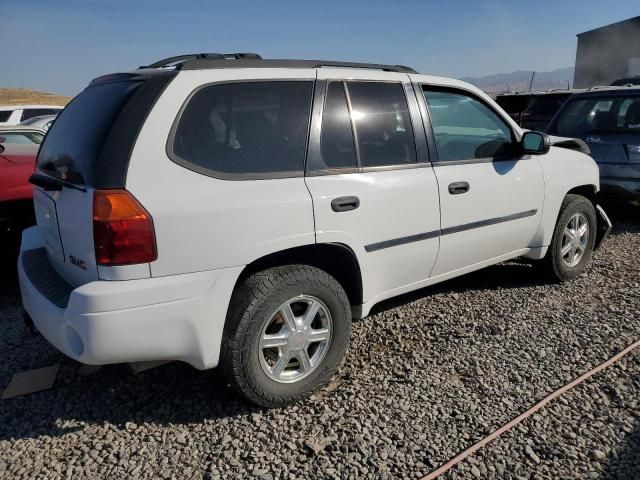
[177,58,418,74]
[139,52,262,69]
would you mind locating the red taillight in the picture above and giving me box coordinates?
[93,190,157,266]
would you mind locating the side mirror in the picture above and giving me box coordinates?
[521,131,550,155]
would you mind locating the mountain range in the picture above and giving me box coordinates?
[460,67,575,94]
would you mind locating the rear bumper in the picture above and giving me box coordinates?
[18,227,242,369]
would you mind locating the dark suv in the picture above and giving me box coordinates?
[520,90,578,131]
[547,86,640,202]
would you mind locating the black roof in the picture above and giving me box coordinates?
[139,52,418,74]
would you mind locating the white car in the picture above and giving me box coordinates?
[0,105,63,126]
[19,53,611,406]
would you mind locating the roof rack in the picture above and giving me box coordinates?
[139,53,417,74]
[140,52,262,69]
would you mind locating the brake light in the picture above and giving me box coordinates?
[93,190,157,266]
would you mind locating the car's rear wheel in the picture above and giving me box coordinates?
[539,194,597,282]
[221,265,351,407]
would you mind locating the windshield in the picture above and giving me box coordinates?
[550,95,640,137]
[37,81,140,185]
[0,131,44,144]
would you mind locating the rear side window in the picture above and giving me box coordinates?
[424,89,513,161]
[37,81,140,185]
[171,81,314,179]
[321,82,357,169]
[20,108,60,122]
[347,82,417,167]
[0,111,12,122]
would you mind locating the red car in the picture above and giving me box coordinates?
[0,143,37,237]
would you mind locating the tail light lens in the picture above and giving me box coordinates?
[93,190,157,266]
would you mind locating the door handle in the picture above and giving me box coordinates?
[448,181,470,195]
[331,196,360,212]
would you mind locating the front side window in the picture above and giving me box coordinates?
[172,81,314,178]
[424,89,513,161]
[347,82,417,167]
[0,111,13,122]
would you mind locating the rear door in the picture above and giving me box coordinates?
[418,85,543,276]
[305,70,440,304]
[33,75,170,285]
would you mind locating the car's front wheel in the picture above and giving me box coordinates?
[221,265,351,407]
[539,194,597,282]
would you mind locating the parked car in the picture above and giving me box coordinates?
[494,92,536,124]
[610,76,640,86]
[546,86,640,202]
[0,125,45,145]
[19,53,611,407]
[0,105,63,126]
[19,114,58,132]
[0,143,37,237]
[520,90,581,131]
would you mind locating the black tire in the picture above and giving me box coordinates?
[220,265,352,407]
[539,194,597,282]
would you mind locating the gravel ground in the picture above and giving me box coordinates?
[0,204,638,479]
[447,350,640,479]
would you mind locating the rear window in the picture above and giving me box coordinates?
[549,95,640,137]
[170,81,314,179]
[0,111,13,122]
[37,81,140,185]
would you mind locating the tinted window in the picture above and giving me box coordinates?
[37,81,140,185]
[172,82,313,178]
[424,89,513,161]
[0,111,12,122]
[320,82,357,169]
[495,95,533,115]
[346,82,416,167]
[21,108,60,122]
[0,131,44,144]
[550,95,640,136]
[525,94,569,115]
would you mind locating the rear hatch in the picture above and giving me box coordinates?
[32,71,175,286]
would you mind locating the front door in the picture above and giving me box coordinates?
[419,86,544,276]
[305,70,441,305]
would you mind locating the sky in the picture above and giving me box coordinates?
[1,0,639,96]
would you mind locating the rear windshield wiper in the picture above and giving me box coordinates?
[29,173,87,192]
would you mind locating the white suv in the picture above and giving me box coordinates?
[19,53,611,406]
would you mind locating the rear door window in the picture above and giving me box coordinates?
[320,82,357,170]
[0,111,13,122]
[171,81,314,179]
[37,81,141,185]
[346,81,417,167]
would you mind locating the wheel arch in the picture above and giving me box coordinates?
[234,243,364,314]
